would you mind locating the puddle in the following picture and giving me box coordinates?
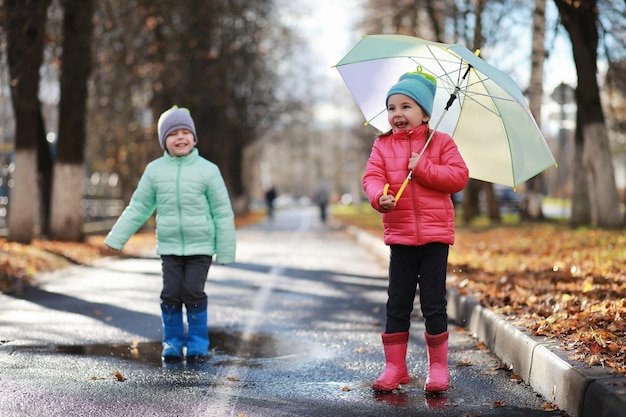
[13,330,294,368]
[55,341,165,366]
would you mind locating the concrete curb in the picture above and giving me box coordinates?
[344,225,626,417]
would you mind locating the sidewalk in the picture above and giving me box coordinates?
[345,225,626,417]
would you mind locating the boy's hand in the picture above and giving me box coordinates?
[104,245,120,254]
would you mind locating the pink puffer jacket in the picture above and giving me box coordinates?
[362,124,469,246]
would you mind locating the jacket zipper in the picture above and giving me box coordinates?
[409,131,421,245]
[176,159,185,254]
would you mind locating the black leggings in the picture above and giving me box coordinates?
[160,255,212,306]
[385,243,449,335]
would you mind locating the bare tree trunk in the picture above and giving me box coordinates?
[37,109,53,237]
[391,0,406,33]
[4,0,52,243]
[9,151,38,242]
[462,179,480,222]
[555,0,622,228]
[50,0,94,241]
[522,0,547,221]
[583,122,620,227]
[472,0,486,50]
[570,111,591,226]
[425,0,445,42]
[463,0,487,222]
[483,182,501,222]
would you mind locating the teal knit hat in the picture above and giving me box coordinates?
[157,105,197,151]
[386,67,437,117]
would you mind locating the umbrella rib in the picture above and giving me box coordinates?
[400,47,470,96]
[415,48,493,115]
[460,89,520,117]
[465,90,518,103]
[366,108,388,127]
[452,70,521,117]
[423,54,524,118]
[463,74,521,104]
[425,45,468,93]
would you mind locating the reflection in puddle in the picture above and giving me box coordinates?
[47,330,293,367]
[55,342,164,366]
[373,390,409,406]
[424,392,449,409]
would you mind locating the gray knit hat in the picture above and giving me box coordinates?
[157,105,197,151]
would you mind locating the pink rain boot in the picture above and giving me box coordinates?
[424,331,450,392]
[373,331,410,391]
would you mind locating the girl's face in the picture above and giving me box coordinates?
[387,94,429,133]
[165,129,195,156]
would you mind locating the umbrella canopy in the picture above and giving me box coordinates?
[335,34,556,188]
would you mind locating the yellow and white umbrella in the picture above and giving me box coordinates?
[335,34,556,188]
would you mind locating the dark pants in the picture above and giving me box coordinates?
[385,243,449,335]
[318,203,328,223]
[160,255,212,307]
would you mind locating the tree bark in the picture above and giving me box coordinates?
[37,109,53,237]
[49,0,94,241]
[483,182,501,222]
[522,0,547,221]
[462,0,487,222]
[570,104,591,226]
[4,0,52,243]
[555,0,622,228]
[462,179,480,222]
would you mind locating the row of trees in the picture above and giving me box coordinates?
[358,0,625,228]
[4,0,87,243]
[1,0,301,243]
[1,0,624,246]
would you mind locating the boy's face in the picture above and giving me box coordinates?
[387,94,429,132]
[165,129,195,156]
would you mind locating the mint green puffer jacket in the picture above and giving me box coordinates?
[104,148,236,264]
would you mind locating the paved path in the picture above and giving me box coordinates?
[0,206,576,416]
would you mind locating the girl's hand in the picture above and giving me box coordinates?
[408,152,420,171]
[379,194,396,211]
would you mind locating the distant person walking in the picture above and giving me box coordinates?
[313,182,330,223]
[105,106,236,363]
[265,186,277,220]
[362,69,469,393]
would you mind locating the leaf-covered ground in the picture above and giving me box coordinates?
[1,210,624,377]
[449,225,626,376]
[0,234,152,293]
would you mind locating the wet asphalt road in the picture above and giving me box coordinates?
[0,206,568,417]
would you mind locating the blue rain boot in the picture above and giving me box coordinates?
[186,300,209,362]
[160,303,185,362]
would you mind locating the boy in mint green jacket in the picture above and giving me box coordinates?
[105,106,236,362]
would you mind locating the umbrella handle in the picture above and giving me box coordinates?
[394,177,410,201]
[384,169,413,202]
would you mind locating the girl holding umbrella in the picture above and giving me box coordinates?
[362,68,469,393]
